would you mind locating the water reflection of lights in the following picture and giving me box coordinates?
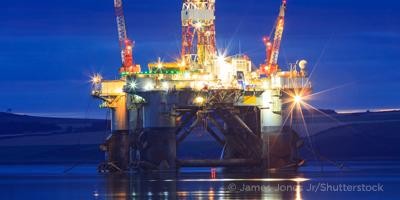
[149,178,310,182]
[177,191,189,197]
[291,177,309,182]
[295,182,303,200]
[209,188,215,200]
[100,177,308,199]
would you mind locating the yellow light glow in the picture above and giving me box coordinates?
[194,22,203,29]
[217,55,226,64]
[294,95,302,103]
[91,73,102,84]
[183,72,191,79]
[144,82,154,91]
[178,60,186,67]
[194,81,206,90]
[115,88,124,94]
[262,81,270,89]
[157,62,163,69]
[216,54,234,84]
[162,82,169,90]
[194,96,205,105]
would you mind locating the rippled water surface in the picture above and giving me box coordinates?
[0,161,399,199]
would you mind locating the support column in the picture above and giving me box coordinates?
[259,89,284,169]
[105,95,131,171]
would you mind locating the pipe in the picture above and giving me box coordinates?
[175,111,196,135]
[206,126,225,145]
[208,116,226,134]
[233,114,257,137]
[177,118,199,144]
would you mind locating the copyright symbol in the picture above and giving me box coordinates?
[227,183,237,191]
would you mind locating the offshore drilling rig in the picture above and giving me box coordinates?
[91,0,312,172]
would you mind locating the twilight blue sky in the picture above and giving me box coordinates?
[0,0,399,118]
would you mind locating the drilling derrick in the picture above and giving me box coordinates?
[181,0,217,70]
[114,0,140,76]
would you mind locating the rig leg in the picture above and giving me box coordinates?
[140,128,177,171]
[99,130,131,172]
[263,127,303,170]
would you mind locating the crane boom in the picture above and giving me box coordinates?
[114,0,127,43]
[261,0,287,76]
[269,0,286,67]
[114,0,140,76]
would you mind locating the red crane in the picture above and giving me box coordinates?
[260,0,287,76]
[114,0,140,76]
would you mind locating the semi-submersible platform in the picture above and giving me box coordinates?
[91,0,312,172]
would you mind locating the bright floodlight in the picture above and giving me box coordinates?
[194,96,205,105]
[162,82,169,90]
[144,82,154,91]
[157,62,163,69]
[178,60,186,67]
[91,73,102,84]
[294,95,302,103]
[194,22,203,29]
[128,81,137,90]
[217,55,226,63]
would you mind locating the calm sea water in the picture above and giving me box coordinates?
[0,161,399,199]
